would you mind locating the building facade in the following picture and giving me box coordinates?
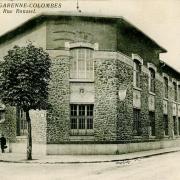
[0,12,180,155]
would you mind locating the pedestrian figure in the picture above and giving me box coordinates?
[0,134,7,153]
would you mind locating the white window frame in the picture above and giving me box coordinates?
[162,73,169,99]
[178,82,180,102]
[132,54,143,89]
[70,104,94,136]
[172,78,178,102]
[0,104,5,123]
[147,63,157,94]
[0,110,5,123]
[70,48,94,80]
[133,108,142,136]
[133,60,142,88]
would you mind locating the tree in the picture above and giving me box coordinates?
[0,43,51,160]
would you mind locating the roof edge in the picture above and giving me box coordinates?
[160,60,180,75]
[0,11,167,53]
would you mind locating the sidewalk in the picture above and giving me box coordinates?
[0,147,180,164]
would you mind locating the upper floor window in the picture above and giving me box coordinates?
[133,60,141,88]
[173,81,177,101]
[0,104,5,123]
[70,48,94,80]
[164,77,168,99]
[0,110,5,123]
[149,68,155,93]
[149,111,155,136]
[178,85,180,101]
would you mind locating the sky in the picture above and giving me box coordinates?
[0,0,180,71]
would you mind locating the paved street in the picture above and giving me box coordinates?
[0,151,180,180]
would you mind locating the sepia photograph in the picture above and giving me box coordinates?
[0,0,180,179]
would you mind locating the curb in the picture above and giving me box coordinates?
[0,149,180,164]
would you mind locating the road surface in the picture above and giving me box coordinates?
[0,151,180,180]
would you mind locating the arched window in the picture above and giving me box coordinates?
[70,48,93,80]
[164,77,168,98]
[149,68,155,93]
[133,60,141,88]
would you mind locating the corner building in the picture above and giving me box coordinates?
[0,12,180,155]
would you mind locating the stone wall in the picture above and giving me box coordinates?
[116,60,133,141]
[168,85,174,138]
[30,110,47,143]
[47,56,70,143]
[94,58,118,141]
[46,139,180,155]
[140,72,149,137]
[155,79,164,138]
[0,106,16,143]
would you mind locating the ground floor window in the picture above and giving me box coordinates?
[70,104,94,135]
[149,111,155,136]
[163,115,168,136]
[16,107,27,136]
[173,116,177,136]
[133,108,142,136]
[0,110,5,123]
[178,117,180,135]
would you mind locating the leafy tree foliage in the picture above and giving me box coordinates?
[1,44,51,111]
[0,43,51,159]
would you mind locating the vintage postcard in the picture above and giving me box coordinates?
[0,0,180,179]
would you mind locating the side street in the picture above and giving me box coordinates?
[0,147,180,164]
[1,148,180,180]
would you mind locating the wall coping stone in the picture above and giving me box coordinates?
[94,51,133,67]
[46,49,70,58]
[69,79,94,83]
[46,139,164,144]
[117,52,133,66]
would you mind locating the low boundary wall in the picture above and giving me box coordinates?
[10,139,180,155]
[9,143,47,155]
[46,139,180,155]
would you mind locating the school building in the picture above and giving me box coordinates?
[0,12,180,155]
